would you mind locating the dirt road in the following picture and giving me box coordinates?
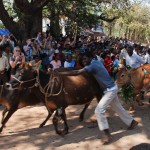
[0,98,150,150]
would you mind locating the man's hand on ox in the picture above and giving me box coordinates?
[53,70,78,76]
[71,70,79,76]
[53,68,86,76]
[53,70,59,76]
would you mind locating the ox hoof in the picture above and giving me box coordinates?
[39,124,44,128]
[56,129,68,136]
[0,125,3,133]
[56,130,63,135]
[61,131,68,136]
[79,117,84,122]
[61,130,69,136]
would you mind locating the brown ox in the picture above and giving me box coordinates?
[116,64,150,109]
[0,84,95,133]
[0,85,53,132]
[5,63,103,135]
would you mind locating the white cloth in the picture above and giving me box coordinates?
[64,60,75,68]
[133,49,138,55]
[121,51,145,69]
[64,61,70,68]
[0,56,9,71]
[95,85,133,130]
[50,60,61,69]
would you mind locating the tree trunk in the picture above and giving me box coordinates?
[125,26,128,38]
[130,29,135,41]
[127,28,131,39]
[109,23,112,36]
[132,29,136,42]
[23,9,42,39]
[119,23,123,37]
[0,0,48,40]
[11,9,42,40]
[49,7,60,38]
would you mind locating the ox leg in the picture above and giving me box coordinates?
[53,108,69,136]
[53,110,62,135]
[0,107,17,133]
[140,91,145,100]
[60,108,69,135]
[1,107,8,124]
[39,109,54,128]
[79,103,90,122]
[136,94,144,106]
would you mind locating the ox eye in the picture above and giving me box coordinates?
[121,74,125,78]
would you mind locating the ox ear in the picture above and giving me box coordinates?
[33,60,42,72]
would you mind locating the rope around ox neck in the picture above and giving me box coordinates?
[36,70,63,114]
[11,76,37,89]
[36,70,63,98]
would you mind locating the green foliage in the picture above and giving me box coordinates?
[3,0,149,42]
[3,0,17,20]
[42,0,104,36]
[103,2,150,43]
[0,22,4,28]
[120,84,134,104]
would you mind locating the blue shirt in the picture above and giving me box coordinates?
[23,45,33,61]
[84,60,115,91]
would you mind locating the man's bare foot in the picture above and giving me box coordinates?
[127,120,138,130]
[101,135,112,145]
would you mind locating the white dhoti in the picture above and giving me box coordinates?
[95,85,133,131]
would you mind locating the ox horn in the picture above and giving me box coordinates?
[142,68,149,75]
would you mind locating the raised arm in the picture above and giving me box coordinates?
[55,68,86,76]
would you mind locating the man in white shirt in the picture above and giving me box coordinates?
[0,46,9,84]
[133,44,139,55]
[144,48,150,64]
[64,54,75,68]
[121,46,145,69]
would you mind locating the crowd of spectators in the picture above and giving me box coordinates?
[0,32,150,85]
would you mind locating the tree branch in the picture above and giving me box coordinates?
[98,14,118,22]
[0,0,19,35]
[14,0,31,13]
[32,0,50,10]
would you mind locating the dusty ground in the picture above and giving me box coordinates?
[0,95,150,150]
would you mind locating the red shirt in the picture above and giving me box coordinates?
[103,57,113,73]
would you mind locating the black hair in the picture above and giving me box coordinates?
[4,42,11,50]
[82,51,93,58]
[127,46,133,51]
[133,43,138,48]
